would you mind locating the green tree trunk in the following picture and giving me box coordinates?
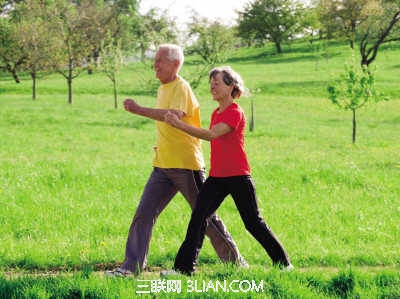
[249,99,255,132]
[275,42,282,54]
[68,76,73,105]
[31,71,37,100]
[113,79,118,109]
[352,109,356,144]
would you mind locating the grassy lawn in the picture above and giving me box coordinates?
[0,40,399,298]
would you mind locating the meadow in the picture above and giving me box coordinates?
[0,40,399,298]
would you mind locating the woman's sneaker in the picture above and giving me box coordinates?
[281,263,294,272]
[105,267,133,277]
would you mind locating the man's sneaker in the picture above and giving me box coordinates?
[105,267,133,277]
[281,263,294,272]
[238,257,249,269]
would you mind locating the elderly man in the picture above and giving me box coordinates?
[106,44,246,276]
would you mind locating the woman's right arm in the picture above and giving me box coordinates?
[164,111,232,141]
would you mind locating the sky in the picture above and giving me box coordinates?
[139,0,249,26]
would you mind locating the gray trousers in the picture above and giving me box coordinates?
[121,167,245,273]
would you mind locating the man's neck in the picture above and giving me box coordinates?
[161,74,178,84]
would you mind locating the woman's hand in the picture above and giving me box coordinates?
[164,111,181,127]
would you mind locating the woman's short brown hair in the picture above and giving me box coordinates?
[209,66,244,99]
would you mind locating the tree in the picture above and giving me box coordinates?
[0,17,26,83]
[79,0,113,69]
[318,0,369,49]
[237,0,303,53]
[48,0,93,104]
[299,4,336,70]
[185,16,236,89]
[99,35,124,109]
[317,0,400,65]
[300,3,322,42]
[327,57,387,143]
[105,0,140,52]
[78,0,137,69]
[128,7,178,95]
[14,0,55,100]
[130,8,178,61]
[357,1,400,66]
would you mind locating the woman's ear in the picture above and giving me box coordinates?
[232,87,242,99]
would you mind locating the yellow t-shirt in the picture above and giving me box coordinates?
[153,76,205,170]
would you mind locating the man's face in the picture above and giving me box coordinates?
[153,49,177,84]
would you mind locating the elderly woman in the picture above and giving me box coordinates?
[164,66,293,274]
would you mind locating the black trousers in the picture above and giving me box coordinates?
[174,175,291,274]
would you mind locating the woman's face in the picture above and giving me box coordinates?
[209,72,233,101]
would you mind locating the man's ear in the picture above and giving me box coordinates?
[174,60,181,70]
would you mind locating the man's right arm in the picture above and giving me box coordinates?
[124,99,184,121]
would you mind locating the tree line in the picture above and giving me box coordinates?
[0,0,399,105]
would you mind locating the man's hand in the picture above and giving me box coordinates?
[124,99,141,114]
[124,98,185,122]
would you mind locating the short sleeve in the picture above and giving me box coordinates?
[219,105,243,129]
[169,81,196,117]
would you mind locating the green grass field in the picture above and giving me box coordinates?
[0,40,399,298]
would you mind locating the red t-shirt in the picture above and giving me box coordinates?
[209,102,251,177]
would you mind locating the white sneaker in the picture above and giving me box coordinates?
[160,269,182,277]
[281,263,294,272]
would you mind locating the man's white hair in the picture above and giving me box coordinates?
[158,44,184,71]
